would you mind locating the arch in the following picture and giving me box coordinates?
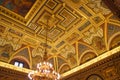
[108,32,120,50]
[78,42,97,53]
[79,50,97,65]
[58,63,71,74]
[57,55,70,65]
[9,46,30,60]
[86,74,103,80]
[57,56,71,68]
[47,55,55,61]
[9,56,30,69]
[9,46,32,68]
[47,57,55,67]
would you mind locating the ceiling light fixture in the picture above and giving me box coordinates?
[28,16,60,80]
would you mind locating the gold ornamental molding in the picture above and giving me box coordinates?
[0,61,32,73]
[0,6,25,25]
[0,0,46,25]
[61,46,120,79]
[0,46,120,78]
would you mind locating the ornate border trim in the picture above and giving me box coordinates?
[61,46,120,79]
[0,0,46,25]
[0,61,32,73]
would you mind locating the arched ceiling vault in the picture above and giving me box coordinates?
[0,0,120,79]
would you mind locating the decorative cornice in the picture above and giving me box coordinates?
[0,61,32,73]
[0,0,46,25]
[61,46,120,79]
[0,46,120,79]
[0,6,26,25]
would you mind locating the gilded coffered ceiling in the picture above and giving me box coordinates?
[0,0,120,79]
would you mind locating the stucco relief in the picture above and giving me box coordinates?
[87,0,111,15]
[0,35,22,51]
[60,45,75,59]
[32,47,44,58]
[82,27,103,45]
[60,45,77,67]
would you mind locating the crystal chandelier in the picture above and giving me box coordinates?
[28,17,60,80]
[28,61,60,80]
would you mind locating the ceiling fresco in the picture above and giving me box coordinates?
[0,0,120,79]
[0,0,36,16]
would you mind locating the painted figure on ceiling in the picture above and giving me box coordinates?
[0,0,35,16]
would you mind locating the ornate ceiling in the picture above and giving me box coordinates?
[0,0,120,79]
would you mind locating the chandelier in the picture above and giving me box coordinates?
[28,17,60,80]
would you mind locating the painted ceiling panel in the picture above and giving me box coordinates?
[0,0,120,79]
[0,0,36,16]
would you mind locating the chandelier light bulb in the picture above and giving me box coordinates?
[28,62,60,80]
